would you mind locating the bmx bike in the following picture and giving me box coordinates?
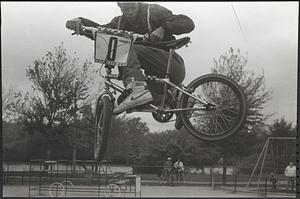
[73,26,248,161]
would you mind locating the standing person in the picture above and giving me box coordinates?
[163,157,173,184]
[65,2,195,120]
[174,157,184,183]
[269,172,277,192]
[284,162,296,192]
[159,167,165,184]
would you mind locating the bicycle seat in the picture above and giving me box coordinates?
[135,37,190,50]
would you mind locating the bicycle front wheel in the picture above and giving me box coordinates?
[94,95,113,161]
[180,74,248,141]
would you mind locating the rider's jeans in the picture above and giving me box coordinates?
[120,44,186,91]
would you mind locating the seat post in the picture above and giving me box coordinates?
[166,48,175,78]
[161,48,175,108]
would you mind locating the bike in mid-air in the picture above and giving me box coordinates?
[70,26,248,161]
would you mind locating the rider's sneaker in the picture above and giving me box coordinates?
[175,97,196,130]
[113,81,153,114]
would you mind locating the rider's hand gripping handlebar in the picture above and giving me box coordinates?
[74,26,147,41]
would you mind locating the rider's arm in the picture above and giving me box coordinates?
[76,17,100,40]
[79,16,120,40]
[150,4,195,35]
[79,17,100,27]
[100,16,121,29]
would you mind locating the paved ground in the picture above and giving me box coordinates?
[3,185,296,198]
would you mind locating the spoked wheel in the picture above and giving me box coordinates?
[179,74,247,141]
[94,95,113,161]
[49,182,64,197]
[105,184,121,197]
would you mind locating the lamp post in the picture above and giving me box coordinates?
[72,78,78,173]
[73,78,78,121]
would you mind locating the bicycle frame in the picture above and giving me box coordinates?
[101,48,215,115]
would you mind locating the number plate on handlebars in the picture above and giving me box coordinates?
[94,32,132,67]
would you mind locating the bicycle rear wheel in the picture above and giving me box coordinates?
[180,74,247,141]
[94,95,113,161]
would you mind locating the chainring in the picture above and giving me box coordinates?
[151,93,175,123]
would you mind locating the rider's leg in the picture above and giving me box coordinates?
[132,45,187,128]
[120,45,185,85]
[133,45,185,85]
[113,46,153,114]
[116,44,186,114]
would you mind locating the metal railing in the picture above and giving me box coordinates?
[3,160,296,196]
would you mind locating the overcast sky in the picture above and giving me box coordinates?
[1,2,298,132]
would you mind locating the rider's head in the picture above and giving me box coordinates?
[117,2,140,24]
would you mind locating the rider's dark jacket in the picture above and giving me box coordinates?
[79,3,195,41]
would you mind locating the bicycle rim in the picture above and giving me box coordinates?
[180,74,247,141]
[94,95,112,161]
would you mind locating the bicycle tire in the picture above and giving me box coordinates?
[179,74,248,141]
[94,95,113,161]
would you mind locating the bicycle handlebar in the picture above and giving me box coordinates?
[81,26,146,40]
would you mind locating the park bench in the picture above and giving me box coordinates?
[114,179,130,189]
[3,171,47,184]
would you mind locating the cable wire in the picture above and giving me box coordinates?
[231,3,247,42]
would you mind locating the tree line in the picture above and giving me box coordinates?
[2,44,296,174]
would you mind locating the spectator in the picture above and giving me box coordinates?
[158,167,165,183]
[269,172,277,192]
[163,157,173,184]
[284,161,296,192]
[174,157,184,182]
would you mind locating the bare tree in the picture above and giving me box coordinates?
[17,43,99,162]
[211,47,272,184]
[2,87,22,122]
[212,47,272,129]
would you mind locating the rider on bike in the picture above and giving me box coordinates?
[66,2,195,128]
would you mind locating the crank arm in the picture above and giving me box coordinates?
[126,104,159,113]
[163,107,214,113]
